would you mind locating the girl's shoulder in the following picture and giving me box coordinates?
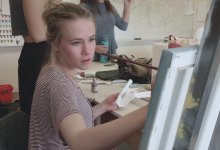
[39,66,68,84]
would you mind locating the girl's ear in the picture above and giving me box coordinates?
[51,41,59,52]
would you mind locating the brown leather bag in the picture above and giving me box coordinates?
[117,55,152,84]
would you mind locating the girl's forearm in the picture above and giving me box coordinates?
[72,106,148,150]
[122,1,131,22]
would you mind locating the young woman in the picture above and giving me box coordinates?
[9,0,61,115]
[29,2,147,150]
[80,0,132,60]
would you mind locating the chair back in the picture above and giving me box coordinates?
[0,111,29,150]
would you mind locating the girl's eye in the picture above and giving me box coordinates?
[72,41,81,46]
[89,37,96,42]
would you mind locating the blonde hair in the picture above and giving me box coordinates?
[42,2,95,69]
[44,0,61,9]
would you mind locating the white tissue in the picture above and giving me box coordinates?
[116,79,134,107]
[116,88,136,107]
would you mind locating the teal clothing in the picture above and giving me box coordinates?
[81,2,128,56]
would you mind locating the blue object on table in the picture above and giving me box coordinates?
[100,35,109,63]
[100,55,108,63]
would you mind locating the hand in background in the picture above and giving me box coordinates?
[124,0,132,7]
[96,45,108,54]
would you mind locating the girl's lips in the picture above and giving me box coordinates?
[81,58,92,63]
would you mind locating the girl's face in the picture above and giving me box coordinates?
[55,18,96,72]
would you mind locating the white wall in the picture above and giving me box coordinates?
[193,0,212,31]
[0,46,21,92]
[117,40,156,58]
[117,45,152,59]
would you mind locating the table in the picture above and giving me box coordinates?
[78,62,149,117]
[78,62,150,149]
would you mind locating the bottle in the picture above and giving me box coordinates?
[101,35,109,47]
[100,35,109,63]
[91,78,98,93]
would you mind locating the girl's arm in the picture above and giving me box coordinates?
[122,0,132,23]
[60,105,148,150]
[114,0,131,31]
[23,0,47,42]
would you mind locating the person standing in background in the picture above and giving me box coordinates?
[9,0,61,115]
[80,0,132,61]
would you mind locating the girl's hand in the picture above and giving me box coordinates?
[96,45,108,54]
[103,93,119,112]
[124,0,132,7]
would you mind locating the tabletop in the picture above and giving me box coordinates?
[77,62,150,117]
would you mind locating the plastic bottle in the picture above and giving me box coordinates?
[100,35,109,63]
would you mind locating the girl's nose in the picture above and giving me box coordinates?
[82,42,90,55]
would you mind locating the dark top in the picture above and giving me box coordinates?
[9,0,28,36]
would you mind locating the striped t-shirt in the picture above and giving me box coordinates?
[29,67,94,150]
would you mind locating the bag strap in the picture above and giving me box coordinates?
[135,58,152,64]
[169,35,176,40]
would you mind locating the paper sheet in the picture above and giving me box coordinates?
[116,88,136,107]
[116,79,133,107]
